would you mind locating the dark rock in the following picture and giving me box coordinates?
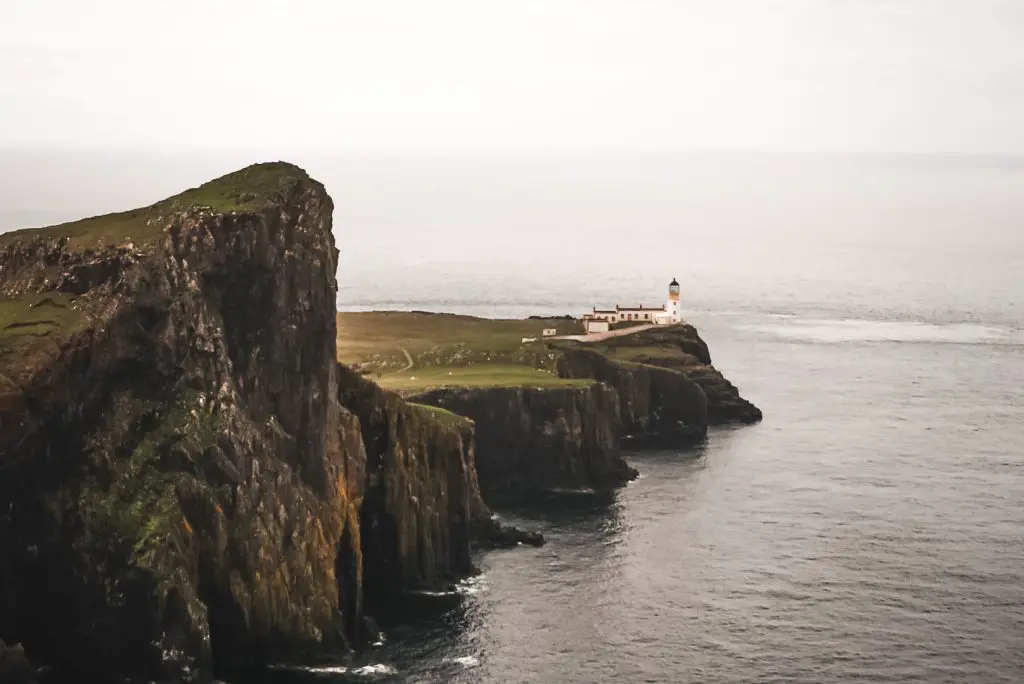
[336,364,481,611]
[160,442,197,474]
[556,347,708,441]
[557,324,761,427]
[357,616,384,646]
[409,384,636,497]
[472,516,545,550]
[0,640,36,684]
[199,445,241,487]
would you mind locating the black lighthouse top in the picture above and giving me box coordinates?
[669,278,679,287]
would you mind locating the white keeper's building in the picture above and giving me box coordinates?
[580,278,682,333]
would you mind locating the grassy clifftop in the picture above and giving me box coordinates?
[335,312,706,395]
[336,311,586,393]
[553,324,713,368]
[336,311,761,425]
[0,162,314,251]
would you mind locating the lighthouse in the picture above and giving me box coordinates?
[666,278,681,323]
[579,278,683,330]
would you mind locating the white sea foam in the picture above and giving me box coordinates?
[547,486,597,495]
[449,655,480,667]
[351,663,398,677]
[268,664,349,675]
[456,574,488,596]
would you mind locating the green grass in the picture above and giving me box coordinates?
[379,364,594,393]
[336,311,581,371]
[586,325,707,368]
[0,293,91,384]
[0,162,313,250]
[81,390,219,599]
[596,344,694,365]
[406,402,474,426]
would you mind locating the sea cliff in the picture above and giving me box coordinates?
[0,164,511,683]
[409,383,636,497]
[338,312,762,497]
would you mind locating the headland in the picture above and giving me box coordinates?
[0,163,760,683]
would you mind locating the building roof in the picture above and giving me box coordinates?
[616,304,663,312]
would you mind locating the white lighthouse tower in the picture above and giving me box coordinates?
[666,277,681,323]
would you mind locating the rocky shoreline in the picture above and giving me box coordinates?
[0,163,760,683]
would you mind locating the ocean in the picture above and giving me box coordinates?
[2,150,1023,682]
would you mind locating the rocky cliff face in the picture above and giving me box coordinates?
[555,347,708,445]
[560,325,762,427]
[336,364,480,612]
[408,384,637,497]
[0,163,494,683]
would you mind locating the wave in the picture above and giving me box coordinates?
[455,574,489,596]
[267,664,350,675]
[350,663,399,677]
[267,662,398,678]
[448,655,480,668]
[547,486,598,495]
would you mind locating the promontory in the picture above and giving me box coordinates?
[0,162,760,683]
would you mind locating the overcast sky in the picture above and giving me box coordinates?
[3,0,1023,154]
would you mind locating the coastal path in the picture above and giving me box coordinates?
[396,347,414,373]
[548,323,662,344]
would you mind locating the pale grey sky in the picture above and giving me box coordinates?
[3,0,1023,154]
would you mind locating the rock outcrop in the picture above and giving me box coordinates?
[558,325,762,427]
[0,640,37,684]
[409,384,637,497]
[336,364,479,612]
[0,163,506,683]
[336,365,542,596]
[555,347,708,445]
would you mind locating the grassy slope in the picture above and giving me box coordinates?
[0,162,312,251]
[0,293,92,387]
[336,311,589,393]
[384,364,592,393]
[552,325,704,370]
[406,402,476,427]
[0,162,312,385]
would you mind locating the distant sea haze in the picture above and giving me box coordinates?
[1,149,1022,330]
[1,148,1023,682]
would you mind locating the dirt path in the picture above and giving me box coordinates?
[396,347,414,373]
[548,323,662,343]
